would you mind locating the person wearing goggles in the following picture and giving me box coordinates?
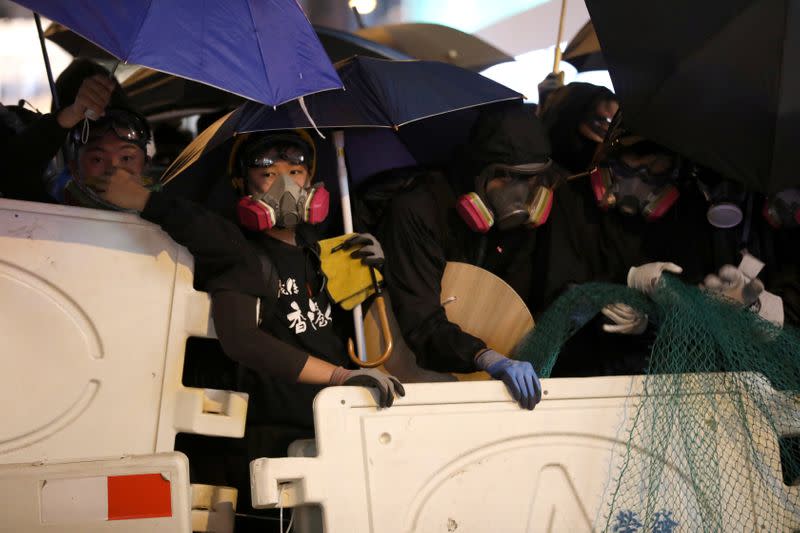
[1,61,120,203]
[64,108,154,211]
[100,129,405,419]
[540,82,619,173]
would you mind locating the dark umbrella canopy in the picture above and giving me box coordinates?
[161,56,522,192]
[356,23,513,71]
[563,21,605,72]
[586,0,800,194]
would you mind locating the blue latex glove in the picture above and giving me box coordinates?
[476,350,542,410]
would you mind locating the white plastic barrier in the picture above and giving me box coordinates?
[0,198,247,464]
[0,452,191,532]
[251,374,800,532]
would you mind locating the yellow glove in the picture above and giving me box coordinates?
[319,233,384,310]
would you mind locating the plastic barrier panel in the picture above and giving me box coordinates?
[0,199,247,465]
[251,375,799,532]
[0,452,191,532]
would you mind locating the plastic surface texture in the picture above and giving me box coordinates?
[0,452,191,532]
[0,199,247,464]
[251,374,799,532]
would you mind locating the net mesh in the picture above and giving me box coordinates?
[514,275,800,532]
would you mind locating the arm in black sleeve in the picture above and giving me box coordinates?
[382,188,486,373]
[141,190,271,296]
[212,290,309,383]
[0,113,67,201]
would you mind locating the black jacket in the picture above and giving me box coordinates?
[0,106,66,202]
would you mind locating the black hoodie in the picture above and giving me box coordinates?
[540,82,617,173]
[379,102,551,372]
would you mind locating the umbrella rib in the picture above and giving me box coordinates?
[244,0,275,106]
[767,1,791,186]
[394,95,523,128]
[125,0,155,61]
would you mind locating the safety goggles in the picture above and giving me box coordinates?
[246,147,307,168]
[71,108,150,148]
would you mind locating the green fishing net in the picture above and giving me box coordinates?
[514,275,800,532]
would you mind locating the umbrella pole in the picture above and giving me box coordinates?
[552,0,568,74]
[334,130,368,362]
[33,13,60,111]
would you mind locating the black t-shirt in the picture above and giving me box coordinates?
[258,231,348,367]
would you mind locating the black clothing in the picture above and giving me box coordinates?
[540,82,616,173]
[381,173,538,373]
[531,177,800,377]
[379,104,552,373]
[0,106,65,202]
[141,191,347,384]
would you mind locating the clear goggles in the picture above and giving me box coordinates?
[246,148,307,168]
[72,108,150,148]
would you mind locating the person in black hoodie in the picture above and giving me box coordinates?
[99,129,405,421]
[539,82,618,173]
[378,102,554,410]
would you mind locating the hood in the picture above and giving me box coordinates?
[540,82,616,173]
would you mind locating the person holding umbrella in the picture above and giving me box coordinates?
[98,129,406,419]
[378,102,550,410]
[1,61,118,203]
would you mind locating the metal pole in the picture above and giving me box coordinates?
[33,13,60,111]
[552,0,568,74]
[333,130,368,362]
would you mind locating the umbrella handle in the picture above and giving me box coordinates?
[552,0,568,73]
[348,295,393,368]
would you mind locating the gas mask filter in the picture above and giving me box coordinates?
[590,158,680,221]
[697,178,746,228]
[763,188,800,229]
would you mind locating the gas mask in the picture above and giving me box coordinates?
[233,132,329,231]
[237,174,329,231]
[591,157,680,221]
[696,177,746,228]
[457,162,554,232]
[763,188,800,229]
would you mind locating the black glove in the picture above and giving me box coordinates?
[341,233,385,268]
[329,366,405,408]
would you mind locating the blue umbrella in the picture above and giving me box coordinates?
[14,0,342,106]
[161,56,522,362]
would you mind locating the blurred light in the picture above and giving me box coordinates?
[481,44,613,103]
[349,0,377,15]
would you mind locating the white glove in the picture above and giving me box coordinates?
[601,303,648,335]
[701,264,764,307]
[627,262,683,295]
[701,263,783,326]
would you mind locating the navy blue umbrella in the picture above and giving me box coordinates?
[14,0,342,106]
[163,55,523,188]
[162,56,522,361]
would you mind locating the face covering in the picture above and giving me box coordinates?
[257,174,310,229]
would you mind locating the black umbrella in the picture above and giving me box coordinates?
[356,23,513,71]
[586,0,799,194]
[563,21,605,72]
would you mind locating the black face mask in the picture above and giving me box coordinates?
[486,179,533,230]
